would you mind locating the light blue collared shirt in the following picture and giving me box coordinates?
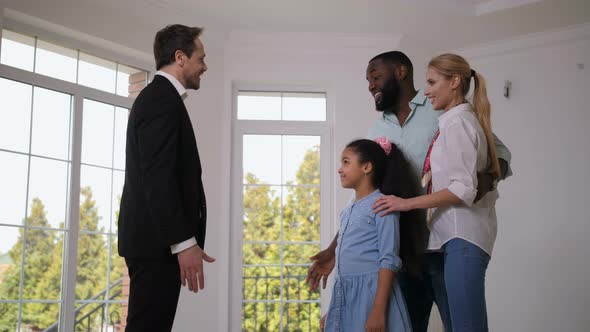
[367,89,512,181]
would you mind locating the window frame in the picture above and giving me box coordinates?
[229,82,335,331]
[0,19,150,331]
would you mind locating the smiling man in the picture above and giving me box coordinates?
[118,24,215,331]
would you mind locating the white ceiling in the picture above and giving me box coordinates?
[0,0,588,56]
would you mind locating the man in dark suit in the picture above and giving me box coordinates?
[118,24,215,331]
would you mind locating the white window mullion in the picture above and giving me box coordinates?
[15,74,36,332]
[103,95,118,326]
[60,93,83,332]
[229,130,244,331]
[279,134,285,331]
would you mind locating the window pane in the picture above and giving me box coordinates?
[108,236,125,288]
[0,151,28,226]
[31,87,72,160]
[242,301,281,331]
[243,185,281,242]
[82,99,114,168]
[1,29,35,71]
[35,40,77,83]
[112,170,125,234]
[80,165,112,232]
[107,301,124,329]
[22,303,61,331]
[0,303,19,331]
[242,265,281,301]
[283,266,319,302]
[0,77,32,153]
[283,186,320,242]
[117,64,146,98]
[78,53,116,93]
[282,136,320,185]
[237,92,281,120]
[0,226,21,300]
[23,229,64,301]
[243,243,280,267]
[282,92,326,121]
[113,107,129,170]
[243,135,281,185]
[27,157,68,229]
[283,244,320,265]
[282,301,320,331]
[73,302,106,331]
[76,233,108,301]
[107,236,126,328]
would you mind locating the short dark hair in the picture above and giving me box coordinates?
[370,51,413,76]
[153,24,203,70]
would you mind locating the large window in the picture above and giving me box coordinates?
[0,27,148,332]
[231,89,332,331]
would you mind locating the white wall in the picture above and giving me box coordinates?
[456,24,590,332]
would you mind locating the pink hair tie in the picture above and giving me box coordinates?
[374,136,392,156]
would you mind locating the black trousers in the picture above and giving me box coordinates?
[125,257,181,332]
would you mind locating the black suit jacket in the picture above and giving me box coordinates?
[118,75,207,259]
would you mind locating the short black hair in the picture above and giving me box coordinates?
[153,24,203,70]
[370,51,413,76]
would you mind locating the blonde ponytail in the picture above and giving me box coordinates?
[472,72,500,179]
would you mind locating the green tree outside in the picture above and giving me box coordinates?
[242,145,322,331]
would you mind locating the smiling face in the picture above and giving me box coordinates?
[424,67,457,111]
[366,59,400,112]
[179,37,207,90]
[338,147,371,189]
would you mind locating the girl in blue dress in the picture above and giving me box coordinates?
[325,138,421,332]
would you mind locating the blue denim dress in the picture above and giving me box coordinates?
[325,190,412,332]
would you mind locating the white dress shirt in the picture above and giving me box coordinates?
[154,71,197,254]
[428,103,498,255]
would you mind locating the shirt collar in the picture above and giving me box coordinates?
[155,70,188,100]
[438,102,472,127]
[410,89,427,107]
[381,89,428,124]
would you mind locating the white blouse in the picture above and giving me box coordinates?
[428,103,498,255]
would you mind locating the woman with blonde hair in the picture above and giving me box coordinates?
[373,53,500,331]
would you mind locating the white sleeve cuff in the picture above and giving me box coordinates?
[170,237,197,254]
[448,181,477,207]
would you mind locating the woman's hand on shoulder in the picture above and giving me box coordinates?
[372,195,413,216]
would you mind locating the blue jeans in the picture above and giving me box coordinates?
[399,253,453,332]
[443,238,491,332]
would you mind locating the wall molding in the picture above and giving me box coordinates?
[475,0,543,16]
[455,22,590,59]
